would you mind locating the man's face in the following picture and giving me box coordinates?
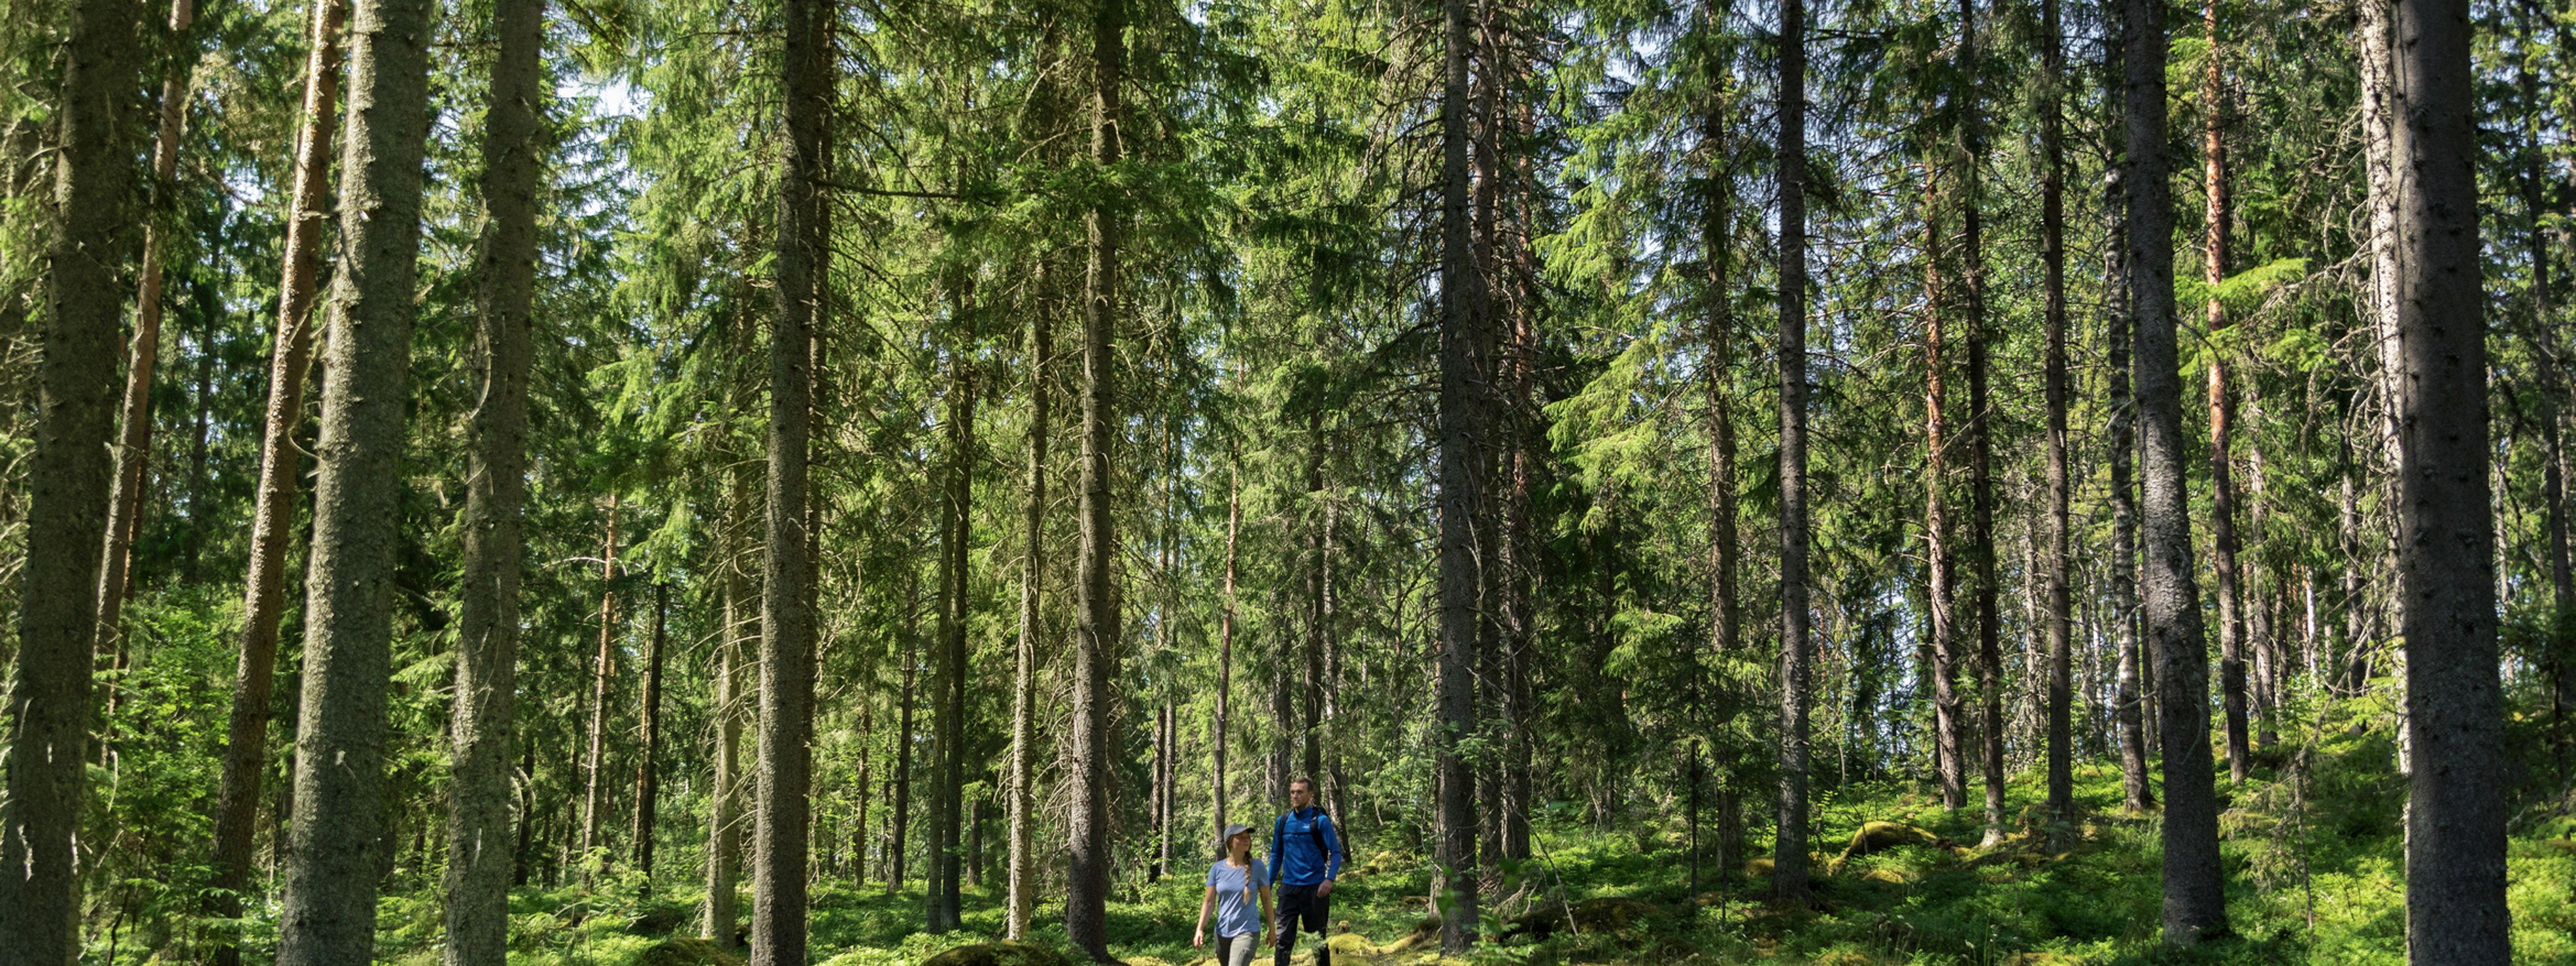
[1291,783,1312,808]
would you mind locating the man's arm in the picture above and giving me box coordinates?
[1270,817,1286,886]
[1321,813,1344,882]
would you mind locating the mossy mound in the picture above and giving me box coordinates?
[626,901,694,935]
[921,941,1077,966]
[1499,896,1665,942]
[1829,821,1963,874]
[632,937,747,966]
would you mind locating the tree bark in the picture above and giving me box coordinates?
[892,573,919,890]
[93,0,197,659]
[0,0,150,954]
[2518,0,2573,782]
[2386,0,2504,957]
[705,550,746,944]
[929,348,974,932]
[442,0,544,952]
[1953,0,2007,846]
[2200,0,2250,785]
[2040,0,2074,833]
[1212,442,1240,835]
[582,499,622,872]
[1923,163,1965,814]
[273,0,437,951]
[2107,144,2152,812]
[2127,0,2226,937]
[1436,0,1489,944]
[754,0,828,956]
[1774,0,1813,903]
[1066,0,1125,954]
[633,580,669,880]
[1698,50,1743,871]
[208,0,344,957]
[1006,262,1052,941]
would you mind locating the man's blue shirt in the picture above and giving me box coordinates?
[1269,807,1343,887]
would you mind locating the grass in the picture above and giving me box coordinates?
[363,721,2576,965]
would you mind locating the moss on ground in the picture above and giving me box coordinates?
[366,709,2576,964]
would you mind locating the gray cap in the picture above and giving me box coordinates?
[1217,823,1256,848]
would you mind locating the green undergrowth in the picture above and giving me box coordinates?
[372,723,2576,964]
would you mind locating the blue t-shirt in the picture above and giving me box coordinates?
[1206,857,1267,937]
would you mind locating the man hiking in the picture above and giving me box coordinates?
[1269,776,1344,966]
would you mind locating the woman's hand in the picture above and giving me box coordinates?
[1192,928,1206,949]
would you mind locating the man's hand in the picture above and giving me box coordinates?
[1317,879,1335,899]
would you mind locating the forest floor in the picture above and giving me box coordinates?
[381,720,2576,965]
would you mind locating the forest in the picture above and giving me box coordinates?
[0,0,2570,956]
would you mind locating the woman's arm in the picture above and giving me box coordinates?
[1195,885,1217,947]
[1259,884,1275,941]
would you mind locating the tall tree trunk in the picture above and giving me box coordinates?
[1065,0,1125,954]
[754,0,828,957]
[208,0,344,956]
[2518,0,2573,780]
[2339,438,2369,692]
[1774,0,1813,903]
[892,570,919,891]
[2201,0,2251,785]
[930,350,974,932]
[2127,0,2226,938]
[633,580,669,880]
[1697,50,1744,874]
[853,700,873,884]
[1954,0,2008,846]
[582,499,622,871]
[0,0,150,954]
[93,0,196,658]
[272,0,437,951]
[1212,446,1240,833]
[705,555,746,944]
[1923,164,1965,814]
[442,0,544,952]
[1436,0,1489,945]
[2551,407,2574,778]
[2040,0,2075,833]
[2109,158,2152,809]
[2386,0,2504,956]
[515,743,537,887]
[1303,425,1329,788]
[1006,263,1052,941]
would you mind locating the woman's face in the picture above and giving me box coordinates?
[1228,831,1251,855]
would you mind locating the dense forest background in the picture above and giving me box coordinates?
[0,0,2569,958]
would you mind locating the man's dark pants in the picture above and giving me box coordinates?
[1274,883,1329,966]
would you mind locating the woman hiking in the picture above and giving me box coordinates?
[1195,823,1275,966]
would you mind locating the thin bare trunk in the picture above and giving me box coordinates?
[581,499,621,872]
[633,581,669,880]
[208,0,343,956]
[2041,0,2074,833]
[1774,0,1812,902]
[1924,163,1965,813]
[1006,263,1052,940]
[2202,0,2250,784]
[94,0,197,661]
